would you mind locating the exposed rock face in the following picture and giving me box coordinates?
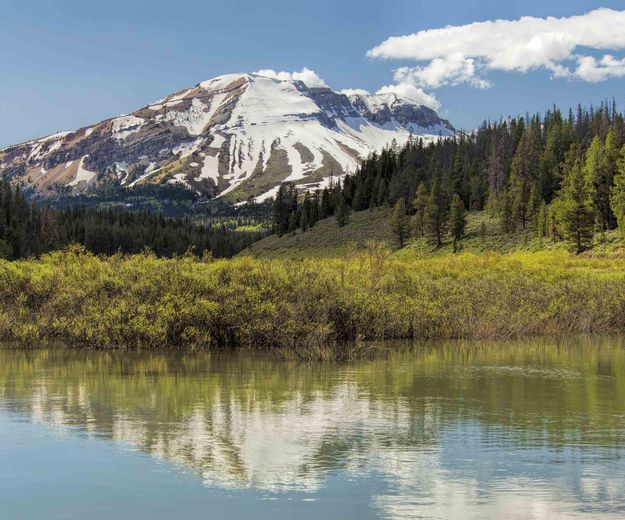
[0,73,454,202]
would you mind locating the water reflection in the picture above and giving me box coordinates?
[1,337,624,518]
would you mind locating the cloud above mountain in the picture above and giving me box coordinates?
[339,88,370,97]
[340,86,439,109]
[375,83,441,110]
[254,68,328,88]
[254,69,440,109]
[367,8,625,94]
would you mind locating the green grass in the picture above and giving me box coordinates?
[247,208,625,259]
[402,211,547,256]
[245,208,394,259]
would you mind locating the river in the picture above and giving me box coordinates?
[1,337,624,519]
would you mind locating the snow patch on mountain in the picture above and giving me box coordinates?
[128,163,160,188]
[172,138,204,158]
[170,172,194,190]
[37,131,71,143]
[112,116,145,140]
[68,156,97,187]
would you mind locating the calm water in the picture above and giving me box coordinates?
[1,338,624,519]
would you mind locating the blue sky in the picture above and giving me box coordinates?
[1,0,624,146]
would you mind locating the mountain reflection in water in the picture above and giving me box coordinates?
[1,337,624,519]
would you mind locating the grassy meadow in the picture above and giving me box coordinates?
[2,244,625,353]
[247,207,625,260]
[246,207,395,259]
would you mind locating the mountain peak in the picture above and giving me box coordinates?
[0,72,454,203]
[199,72,254,90]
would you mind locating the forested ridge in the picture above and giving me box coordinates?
[272,102,625,253]
[0,181,266,259]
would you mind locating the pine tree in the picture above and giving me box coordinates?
[449,193,466,243]
[309,195,319,228]
[555,158,594,253]
[486,130,505,203]
[390,198,410,248]
[375,178,388,207]
[603,126,620,228]
[272,183,297,235]
[500,192,513,234]
[584,135,613,231]
[610,143,625,235]
[526,183,540,228]
[424,178,448,247]
[411,182,428,238]
[509,125,540,230]
[300,203,309,232]
[335,194,350,227]
[539,114,572,202]
[287,211,298,235]
[320,188,332,219]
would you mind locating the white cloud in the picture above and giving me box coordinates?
[367,8,625,90]
[254,68,328,88]
[393,56,491,90]
[339,88,370,97]
[376,83,440,110]
[575,54,625,83]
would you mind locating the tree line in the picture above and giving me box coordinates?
[0,180,266,259]
[272,101,625,253]
[271,182,351,235]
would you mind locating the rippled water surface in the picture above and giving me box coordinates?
[1,337,624,519]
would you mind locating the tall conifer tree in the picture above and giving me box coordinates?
[424,178,448,247]
[390,198,410,248]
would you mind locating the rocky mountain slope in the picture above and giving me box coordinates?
[0,73,454,203]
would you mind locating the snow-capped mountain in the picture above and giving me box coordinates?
[0,73,454,202]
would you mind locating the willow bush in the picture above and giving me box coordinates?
[1,244,625,350]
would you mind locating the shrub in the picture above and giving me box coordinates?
[1,246,624,350]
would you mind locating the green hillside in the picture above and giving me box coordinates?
[245,208,394,259]
[246,208,625,259]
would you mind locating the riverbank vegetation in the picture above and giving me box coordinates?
[2,244,625,352]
